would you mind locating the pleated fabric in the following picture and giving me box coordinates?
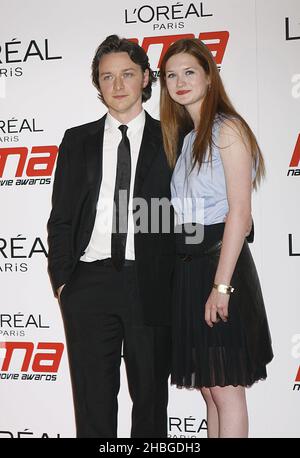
[171,223,273,388]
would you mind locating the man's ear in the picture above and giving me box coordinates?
[143,68,150,88]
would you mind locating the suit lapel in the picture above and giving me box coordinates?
[85,115,106,202]
[85,112,160,202]
[133,112,160,198]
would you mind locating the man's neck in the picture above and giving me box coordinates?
[108,107,144,125]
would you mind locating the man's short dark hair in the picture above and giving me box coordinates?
[92,35,157,103]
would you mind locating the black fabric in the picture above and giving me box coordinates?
[47,112,175,438]
[111,125,131,271]
[172,223,273,388]
[47,112,175,326]
[60,260,171,438]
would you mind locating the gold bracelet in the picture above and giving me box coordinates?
[213,283,235,295]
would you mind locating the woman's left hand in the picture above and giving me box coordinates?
[204,288,230,327]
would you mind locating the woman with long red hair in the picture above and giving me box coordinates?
[160,38,273,438]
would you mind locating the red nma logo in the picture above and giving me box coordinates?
[0,342,64,372]
[0,146,58,178]
[288,134,300,176]
[129,32,229,69]
[293,366,300,391]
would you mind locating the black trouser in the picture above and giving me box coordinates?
[60,260,171,438]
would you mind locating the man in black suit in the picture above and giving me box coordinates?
[47,35,174,438]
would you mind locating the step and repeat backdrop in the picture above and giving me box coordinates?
[0,0,299,438]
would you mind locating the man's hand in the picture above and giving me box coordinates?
[57,284,66,303]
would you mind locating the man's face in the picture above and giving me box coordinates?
[98,52,149,120]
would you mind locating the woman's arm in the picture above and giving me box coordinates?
[205,119,253,327]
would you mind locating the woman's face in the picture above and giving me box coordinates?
[165,52,210,111]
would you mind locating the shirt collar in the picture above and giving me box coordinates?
[105,109,145,133]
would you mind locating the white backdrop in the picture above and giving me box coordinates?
[0,0,299,438]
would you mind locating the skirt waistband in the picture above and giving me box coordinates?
[175,223,225,256]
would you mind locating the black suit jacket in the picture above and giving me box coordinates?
[47,112,175,326]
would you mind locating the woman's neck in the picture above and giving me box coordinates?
[186,103,201,129]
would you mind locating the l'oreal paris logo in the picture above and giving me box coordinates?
[124,2,213,24]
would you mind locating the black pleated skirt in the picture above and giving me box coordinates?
[172,223,273,388]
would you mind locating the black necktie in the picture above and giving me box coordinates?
[111,125,131,271]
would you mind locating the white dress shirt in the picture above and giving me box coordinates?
[80,109,145,262]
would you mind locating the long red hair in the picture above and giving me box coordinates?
[159,38,265,189]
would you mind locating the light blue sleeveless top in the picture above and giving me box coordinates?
[171,117,256,226]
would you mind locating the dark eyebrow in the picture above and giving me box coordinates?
[99,68,136,76]
[166,67,195,72]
